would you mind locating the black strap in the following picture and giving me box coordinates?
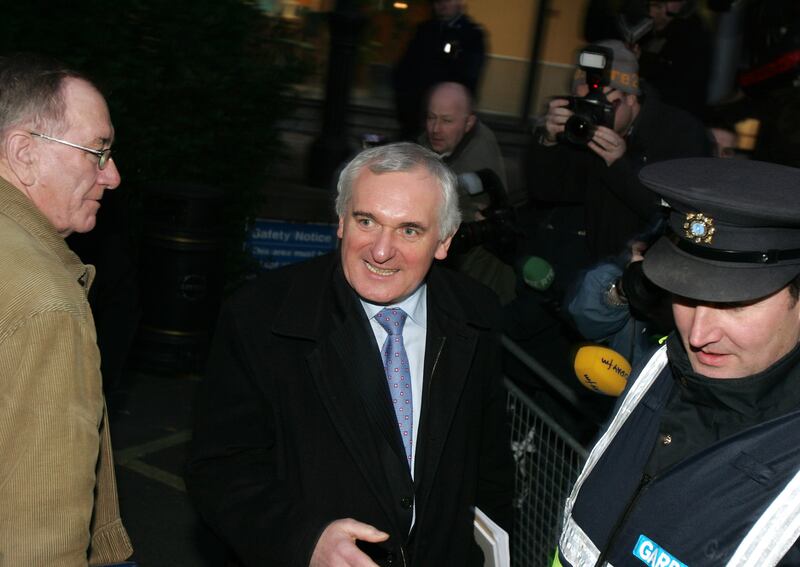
[669,231,800,264]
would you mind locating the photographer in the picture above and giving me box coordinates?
[527,39,711,294]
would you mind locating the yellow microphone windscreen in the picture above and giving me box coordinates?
[573,345,631,396]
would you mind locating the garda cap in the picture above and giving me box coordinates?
[641,158,800,302]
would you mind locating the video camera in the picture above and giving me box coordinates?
[449,169,520,257]
[562,45,616,146]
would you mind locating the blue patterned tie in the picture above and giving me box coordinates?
[376,307,413,468]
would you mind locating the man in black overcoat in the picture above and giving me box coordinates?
[186,142,513,566]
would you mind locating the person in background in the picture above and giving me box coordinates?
[419,81,517,303]
[638,0,711,118]
[393,0,486,141]
[0,53,132,565]
[420,81,507,219]
[582,0,711,118]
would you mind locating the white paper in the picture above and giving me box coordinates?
[473,507,510,567]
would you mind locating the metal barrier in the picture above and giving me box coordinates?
[504,341,589,567]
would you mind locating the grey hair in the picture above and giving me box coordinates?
[0,54,89,144]
[335,142,461,240]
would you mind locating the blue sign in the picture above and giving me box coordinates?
[247,219,338,270]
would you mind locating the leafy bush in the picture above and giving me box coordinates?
[0,0,305,279]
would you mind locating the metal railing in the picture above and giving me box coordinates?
[504,337,589,567]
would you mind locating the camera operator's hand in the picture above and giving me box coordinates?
[589,125,627,166]
[541,97,572,146]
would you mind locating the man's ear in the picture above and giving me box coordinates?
[3,130,37,187]
[336,215,345,239]
[434,232,455,260]
[465,113,477,133]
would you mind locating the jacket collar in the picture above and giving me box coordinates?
[270,252,356,341]
[668,334,800,417]
[270,251,493,340]
[270,252,491,466]
[420,120,481,167]
[425,259,494,331]
[442,119,480,165]
[0,175,93,288]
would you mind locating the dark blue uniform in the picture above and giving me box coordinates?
[559,338,800,566]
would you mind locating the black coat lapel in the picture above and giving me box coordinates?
[327,311,411,469]
[273,254,410,524]
[413,267,480,507]
[306,337,401,526]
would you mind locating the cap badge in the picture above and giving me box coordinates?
[684,213,715,244]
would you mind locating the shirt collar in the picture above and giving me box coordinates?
[360,284,427,329]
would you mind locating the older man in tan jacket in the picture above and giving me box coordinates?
[0,55,132,565]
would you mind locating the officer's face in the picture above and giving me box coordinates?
[672,286,800,379]
[338,167,452,305]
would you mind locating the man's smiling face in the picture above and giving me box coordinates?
[337,166,452,305]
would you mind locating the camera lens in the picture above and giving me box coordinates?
[564,115,595,145]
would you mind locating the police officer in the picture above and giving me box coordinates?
[529,40,711,296]
[555,157,800,566]
[393,0,486,141]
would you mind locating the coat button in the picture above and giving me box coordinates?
[660,433,672,446]
[400,496,412,509]
[386,552,395,565]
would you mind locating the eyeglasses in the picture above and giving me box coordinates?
[29,132,112,170]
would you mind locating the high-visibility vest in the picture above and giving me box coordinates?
[557,345,800,567]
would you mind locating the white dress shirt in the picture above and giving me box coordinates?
[360,284,427,479]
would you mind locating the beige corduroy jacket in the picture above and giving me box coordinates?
[0,176,132,566]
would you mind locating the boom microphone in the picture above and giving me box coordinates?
[573,345,632,396]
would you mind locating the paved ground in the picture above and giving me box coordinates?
[108,370,227,566]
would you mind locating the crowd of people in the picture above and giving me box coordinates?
[3,0,800,566]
